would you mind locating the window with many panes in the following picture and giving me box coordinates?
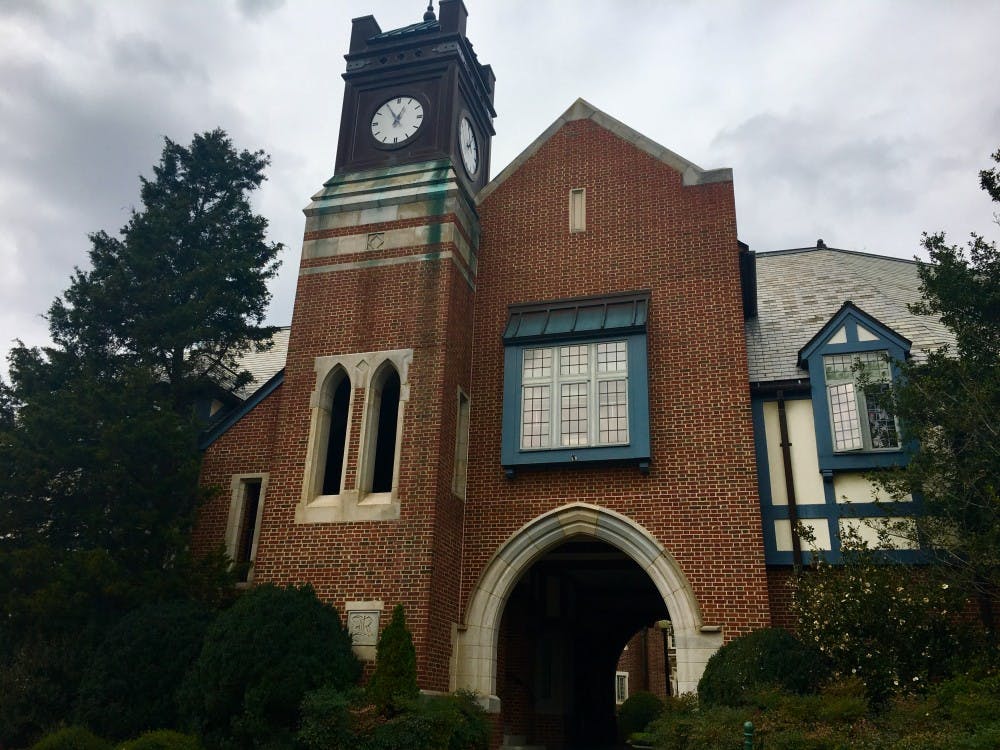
[520,341,630,450]
[823,350,899,452]
[501,291,650,471]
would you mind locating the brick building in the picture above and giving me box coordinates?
[194,4,945,748]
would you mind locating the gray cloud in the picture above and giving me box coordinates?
[237,0,285,21]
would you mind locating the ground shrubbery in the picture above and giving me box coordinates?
[644,674,1000,750]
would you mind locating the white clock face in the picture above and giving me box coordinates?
[370,96,424,145]
[459,116,479,176]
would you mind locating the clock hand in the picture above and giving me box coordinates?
[386,102,398,119]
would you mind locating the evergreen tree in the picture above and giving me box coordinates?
[368,604,420,715]
[0,129,279,742]
[876,148,1000,632]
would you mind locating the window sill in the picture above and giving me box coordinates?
[295,489,399,524]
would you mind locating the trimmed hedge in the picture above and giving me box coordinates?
[617,691,664,740]
[30,726,110,750]
[117,730,202,750]
[698,628,825,707]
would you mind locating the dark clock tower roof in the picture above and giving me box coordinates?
[333,0,496,195]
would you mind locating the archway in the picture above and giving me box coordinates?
[453,503,722,746]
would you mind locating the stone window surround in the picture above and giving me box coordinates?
[297,349,413,524]
[225,473,269,586]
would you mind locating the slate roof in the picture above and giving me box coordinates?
[235,326,290,398]
[746,246,953,384]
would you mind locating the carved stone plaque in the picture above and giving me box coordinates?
[347,610,380,646]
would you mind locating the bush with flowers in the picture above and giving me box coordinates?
[792,530,977,705]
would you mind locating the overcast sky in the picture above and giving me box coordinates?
[2,1,998,377]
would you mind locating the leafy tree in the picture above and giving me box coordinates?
[874,148,1000,632]
[367,604,420,715]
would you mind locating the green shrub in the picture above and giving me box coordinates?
[179,584,360,750]
[297,687,364,750]
[1,635,98,748]
[793,542,970,704]
[367,693,489,750]
[367,604,419,715]
[697,628,824,707]
[76,600,213,739]
[117,730,202,750]
[31,726,110,750]
[421,692,490,750]
[645,694,698,750]
[617,691,664,740]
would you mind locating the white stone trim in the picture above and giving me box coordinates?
[298,250,475,290]
[297,349,413,524]
[225,473,269,584]
[451,502,721,709]
[345,599,384,661]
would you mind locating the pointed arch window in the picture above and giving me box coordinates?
[322,373,352,495]
[364,364,402,495]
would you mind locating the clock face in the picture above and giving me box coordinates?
[459,116,479,176]
[370,96,424,145]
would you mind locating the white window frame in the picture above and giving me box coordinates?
[452,388,471,499]
[298,349,412,524]
[823,350,900,453]
[615,671,629,705]
[520,341,629,451]
[225,473,268,585]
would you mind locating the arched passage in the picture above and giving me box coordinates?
[453,503,722,711]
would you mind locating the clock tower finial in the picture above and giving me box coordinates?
[423,2,435,21]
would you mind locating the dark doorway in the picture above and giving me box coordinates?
[497,538,670,750]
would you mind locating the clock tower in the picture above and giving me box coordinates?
[248,0,496,698]
[334,0,496,195]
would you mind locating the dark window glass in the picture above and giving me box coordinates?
[371,370,400,493]
[322,376,351,494]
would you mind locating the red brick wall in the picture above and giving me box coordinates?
[465,117,771,637]
[194,384,284,556]
[196,115,772,711]
[198,206,476,692]
[616,627,669,700]
[767,567,797,630]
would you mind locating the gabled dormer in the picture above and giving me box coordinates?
[798,301,912,472]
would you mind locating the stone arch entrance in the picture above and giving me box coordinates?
[452,503,722,711]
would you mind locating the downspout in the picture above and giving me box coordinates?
[776,391,803,566]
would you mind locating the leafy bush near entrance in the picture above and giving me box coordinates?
[617,691,665,740]
[697,627,825,707]
[179,584,360,750]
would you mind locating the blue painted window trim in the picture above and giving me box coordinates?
[500,292,651,470]
[752,395,923,566]
[798,304,912,473]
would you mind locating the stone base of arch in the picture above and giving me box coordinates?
[451,502,723,710]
